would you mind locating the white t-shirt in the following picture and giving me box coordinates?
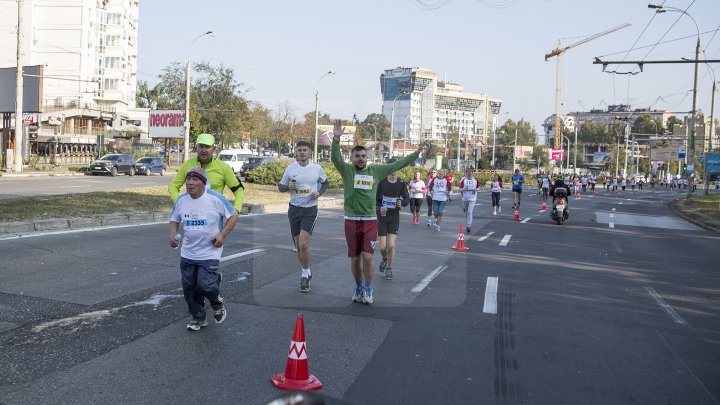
[431,178,449,202]
[280,162,328,208]
[170,190,236,261]
[409,179,426,199]
[542,177,550,189]
[492,180,502,193]
[459,177,478,201]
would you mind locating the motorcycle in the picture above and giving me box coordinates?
[551,187,569,225]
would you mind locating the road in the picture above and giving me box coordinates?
[0,173,173,199]
[0,186,718,404]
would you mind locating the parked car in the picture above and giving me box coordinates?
[217,149,254,173]
[135,157,166,176]
[89,154,136,176]
[241,156,277,174]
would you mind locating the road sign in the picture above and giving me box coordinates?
[706,153,720,174]
[678,144,686,159]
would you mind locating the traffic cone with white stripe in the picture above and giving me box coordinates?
[513,206,520,221]
[540,199,547,211]
[271,314,323,391]
[451,225,469,251]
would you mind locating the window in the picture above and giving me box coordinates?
[105,57,120,69]
[106,35,120,47]
[103,78,119,91]
[106,13,121,25]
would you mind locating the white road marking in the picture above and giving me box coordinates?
[220,248,265,262]
[1,181,18,184]
[0,221,165,241]
[609,222,615,229]
[612,208,616,212]
[499,235,511,246]
[58,185,91,189]
[521,218,531,223]
[483,277,499,314]
[411,265,448,293]
[644,287,688,325]
[478,231,495,241]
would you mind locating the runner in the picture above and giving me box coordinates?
[612,176,618,192]
[429,169,450,231]
[621,177,627,191]
[408,171,426,225]
[458,168,479,233]
[541,173,550,202]
[581,175,588,193]
[331,120,422,305]
[491,174,503,215]
[278,140,329,293]
[376,171,409,281]
[511,168,525,209]
[606,176,611,192]
[425,169,437,226]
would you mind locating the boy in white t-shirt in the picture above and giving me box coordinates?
[169,167,238,331]
[459,168,479,233]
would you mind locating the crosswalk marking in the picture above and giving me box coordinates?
[411,265,448,293]
[483,277,499,314]
[521,218,531,223]
[478,231,495,241]
[499,235,511,246]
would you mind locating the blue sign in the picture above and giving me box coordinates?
[706,153,720,174]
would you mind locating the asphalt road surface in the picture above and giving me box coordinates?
[0,173,172,199]
[0,186,718,404]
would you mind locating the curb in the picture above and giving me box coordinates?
[0,197,345,237]
[669,199,720,234]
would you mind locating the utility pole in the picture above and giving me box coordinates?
[623,121,630,178]
[573,126,578,175]
[513,128,518,170]
[13,0,24,173]
[704,81,716,195]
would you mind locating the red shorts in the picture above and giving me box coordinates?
[344,219,377,257]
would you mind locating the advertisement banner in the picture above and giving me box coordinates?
[550,148,564,160]
[592,152,612,163]
[514,145,533,160]
[149,110,185,138]
[649,140,684,161]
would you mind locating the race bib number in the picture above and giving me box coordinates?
[513,180,519,185]
[465,182,476,191]
[184,213,207,230]
[354,174,374,190]
[381,196,397,209]
[296,186,312,195]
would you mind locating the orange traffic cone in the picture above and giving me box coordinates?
[513,207,520,221]
[451,225,469,251]
[539,199,547,211]
[271,314,323,391]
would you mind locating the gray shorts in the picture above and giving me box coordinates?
[288,204,318,236]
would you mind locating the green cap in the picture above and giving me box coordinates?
[196,133,215,146]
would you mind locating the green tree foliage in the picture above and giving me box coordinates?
[632,114,663,135]
[666,116,683,134]
[578,122,613,145]
[359,113,391,142]
[494,119,538,170]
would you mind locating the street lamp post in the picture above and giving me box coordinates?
[492,129,502,168]
[562,135,571,173]
[184,30,214,162]
[313,70,334,161]
[513,128,518,170]
[389,93,404,160]
[649,3,700,199]
[404,115,411,160]
[368,123,377,162]
[573,126,578,175]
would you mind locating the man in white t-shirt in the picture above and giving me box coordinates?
[278,140,329,293]
[169,167,238,331]
[459,168,479,233]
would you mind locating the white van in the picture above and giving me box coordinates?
[217,149,253,173]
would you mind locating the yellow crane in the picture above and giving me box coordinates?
[545,23,631,150]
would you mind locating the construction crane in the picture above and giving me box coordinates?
[545,23,631,150]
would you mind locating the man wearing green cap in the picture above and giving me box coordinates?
[168,133,245,213]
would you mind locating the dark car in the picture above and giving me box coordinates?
[241,156,276,174]
[135,157,166,176]
[89,154,136,176]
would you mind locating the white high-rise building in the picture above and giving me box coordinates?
[0,0,139,145]
[380,67,502,155]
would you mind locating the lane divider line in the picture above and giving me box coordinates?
[411,265,448,293]
[644,286,688,325]
[521,218,531,223]
[220,248,265,262]
[609,222,615,229]
[499,235,511,246]
[478,231,495,241]
[483,276,499,314]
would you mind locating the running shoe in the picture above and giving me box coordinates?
[213,307,227,324]
[435,224,441,232]
[352,286,364,303]
[466,227,471,233]
[498,206,501,214]
[300,275,311,292]
[379,257,387,273]
[385,268,394,280]
[186,320,208,331]
[426,220,432,226]
[363,287,374,304]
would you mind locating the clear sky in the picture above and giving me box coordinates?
[137,0,720,133]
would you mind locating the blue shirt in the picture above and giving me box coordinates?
[511,174,525,191]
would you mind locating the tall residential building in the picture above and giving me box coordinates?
[379,67,502,152]
[0,0,140,145]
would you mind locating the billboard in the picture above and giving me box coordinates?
[149,110,185,138]
[649,140,684,161]
[706,153,720,174]
[550,148,565,160]
[316,124,356,146]
[0,65,43,113]
[514,145,533,160]
[592,152,612,164]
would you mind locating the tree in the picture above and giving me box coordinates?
[359,113,390,142]
[578,122,613,145]
[666,116,683,134]
[632,114,662,135]
[495,119,538,170]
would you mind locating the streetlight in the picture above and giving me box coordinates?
[368,122,378,162]
[404,115,411,159]
[492,129,503,168]
[313,70,334,161]
[562,135,571,173]
[184,30,214,162]
[649,3,701,199]
[389,92,406,160]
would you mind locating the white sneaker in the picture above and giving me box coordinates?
[498,206,502,214]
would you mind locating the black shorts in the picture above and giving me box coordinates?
[377,213,400,236]
[288,204,318,236]
[512,189,522,194]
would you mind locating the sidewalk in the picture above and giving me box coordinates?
[670,198,720,233]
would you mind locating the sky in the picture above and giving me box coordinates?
[137,0,720,134]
